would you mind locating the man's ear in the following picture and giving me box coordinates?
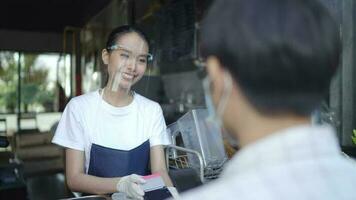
[206,56,226,102]
[102,49,109,65]
[206,56,225,90]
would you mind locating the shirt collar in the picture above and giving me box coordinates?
[97,89,137,115]
[222,124,341,177]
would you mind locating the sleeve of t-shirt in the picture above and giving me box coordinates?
[52,99,85,151]
[149,103,171,147]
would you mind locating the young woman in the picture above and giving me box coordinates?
[52,25,173,199]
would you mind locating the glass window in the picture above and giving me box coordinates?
[0,51,19,114]
[0,51,70,133]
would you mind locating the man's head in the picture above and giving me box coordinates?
[201,0,341,143]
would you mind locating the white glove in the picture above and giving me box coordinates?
[116,174,146,200]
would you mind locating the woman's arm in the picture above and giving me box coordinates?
[150,145,173,187]
[66,148,120,194]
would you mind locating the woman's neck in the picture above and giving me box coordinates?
[101,86,133,107]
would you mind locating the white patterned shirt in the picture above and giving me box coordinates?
[179,125,356,200]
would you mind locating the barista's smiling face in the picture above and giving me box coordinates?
[103,32,149,90]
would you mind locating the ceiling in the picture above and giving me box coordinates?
[0,0,112,33]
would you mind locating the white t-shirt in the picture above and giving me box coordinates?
[52,90,170,172]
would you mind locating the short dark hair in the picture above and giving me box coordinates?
[201,0,341,116]
[105,25,150,53]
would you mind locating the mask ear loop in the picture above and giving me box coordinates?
[203,77,215,122]
[217,73,238,149]
[216,72,233,120]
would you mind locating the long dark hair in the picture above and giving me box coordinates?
[105,25,150,52]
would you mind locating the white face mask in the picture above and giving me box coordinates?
[202,72,233,125]
[203,72,238,146]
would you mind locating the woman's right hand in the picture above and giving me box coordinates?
[116,174,146,200]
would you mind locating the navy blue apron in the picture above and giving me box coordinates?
[88,89,150,177]
[88,140,150,177]
[86,89,170,199]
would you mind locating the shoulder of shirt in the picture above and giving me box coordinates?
[67,90,99,110]
[134,92,161,111]
[180,173,269,200]
[180,178,239,200]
